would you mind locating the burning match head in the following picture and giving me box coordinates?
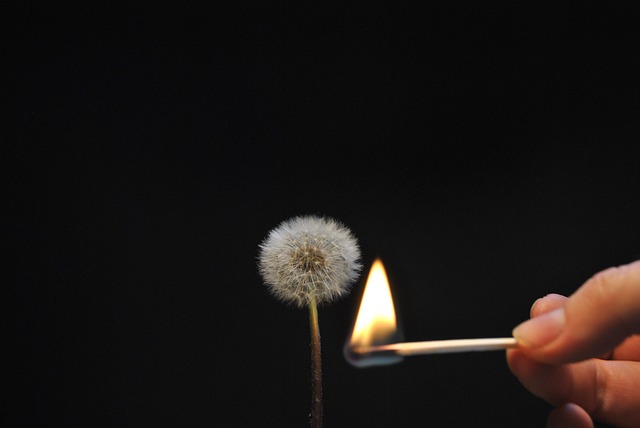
[258,215,362,308]
[344,339,404,368]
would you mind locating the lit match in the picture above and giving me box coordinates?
[345,259,517,367]
[351,337,517,356]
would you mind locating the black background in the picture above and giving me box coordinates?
[6,2,640,427]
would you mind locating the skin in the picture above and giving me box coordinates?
[507,260,640,428]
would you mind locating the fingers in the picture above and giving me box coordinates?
[507,350,640,427]
[546,403,593,428]
[513,260,640,364]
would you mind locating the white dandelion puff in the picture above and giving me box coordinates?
[258,215,362,308]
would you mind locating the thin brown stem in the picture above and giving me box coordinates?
[308,295,322,428]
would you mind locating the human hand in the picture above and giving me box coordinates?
[507,260,640,428]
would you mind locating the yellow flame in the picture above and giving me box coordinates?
[349,259,397,347]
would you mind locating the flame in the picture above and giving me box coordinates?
[349,258,398,348]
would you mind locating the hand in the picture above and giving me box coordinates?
[507,260,640,428]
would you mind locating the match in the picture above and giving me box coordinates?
[352,337,518,356]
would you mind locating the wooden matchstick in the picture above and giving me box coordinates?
[353,337,517,356]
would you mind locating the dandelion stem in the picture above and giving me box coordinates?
[308,295,322,428]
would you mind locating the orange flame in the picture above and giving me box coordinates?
[345,259,403,367]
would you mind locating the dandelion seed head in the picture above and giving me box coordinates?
[258,215,362,308]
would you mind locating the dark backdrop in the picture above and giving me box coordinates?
[7,2,639,427]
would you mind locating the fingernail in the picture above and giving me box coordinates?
[513,307,565,347]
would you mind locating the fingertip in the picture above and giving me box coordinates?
[531,293,567,317]
[547,403,594,428]
[506,348,525,376]
[506,348,550,386]
[505,349,575,407]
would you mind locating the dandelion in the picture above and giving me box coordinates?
[258,215,362,427]
[259,215,362,307]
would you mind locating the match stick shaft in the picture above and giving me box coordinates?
[358,337,517,356]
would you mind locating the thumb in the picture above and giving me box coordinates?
[513,260,640,364]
